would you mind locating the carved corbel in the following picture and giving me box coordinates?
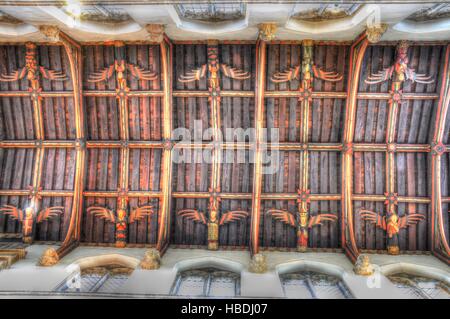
[38,247,59,266]
[146,24,165,43]
[39,25,60,42]
[140,249,161,270]
[249,253,267,273]
[353,254,375,276]
[258,23,277,41]
[365,24,387,43]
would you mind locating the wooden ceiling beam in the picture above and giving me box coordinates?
[83,90,164,97]
[156,36,173,255]
[430,44,450,264]
[341,33,370,263]
[41,30,86,265]
[83,191,161,198]
[0,91,73,97]
[249,36,267,255]
[0,140,433,152]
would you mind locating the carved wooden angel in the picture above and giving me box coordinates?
[87,205,155,248]
[87,60,158,83]
[266,208,337,251]
[270,40,342,86]
[0,42,67,82]
[0,205,64,243]
[359,209,425,238]
[365,41,434,85]
[177,209,249,249]
[359,208,425,254]
[178,64,250,83]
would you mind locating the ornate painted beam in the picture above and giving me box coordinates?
[83,90,163,97]
[36,27,85,265]
[249,33,267,256]
[0,140,432,153]
[156,35,173,254]
[431,44,450,264]
[0,91,73,97]
[341,33,370,263]
[205,40,222,251]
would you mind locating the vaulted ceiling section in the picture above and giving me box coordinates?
[0,28,448,265]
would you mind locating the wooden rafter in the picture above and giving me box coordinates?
[156,36,173,254]
[431,44,450,263]
[250,36,267,255]
[0,89,439,100]
[341,33,370,262]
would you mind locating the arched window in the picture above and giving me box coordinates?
[280,271,353,299]
[171,268,240,297]
[388,273,450,299]
[56,265,133,294]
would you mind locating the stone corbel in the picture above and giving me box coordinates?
[365,23,388,43]
[145,24,165,43]
[258,23,277,41]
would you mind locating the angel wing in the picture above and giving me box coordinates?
[0,205,24,221]
[219,210,249,226]
[308,213,338,228]
[0,67,27,82]
[129,205,155,224]
[405,68,434,84]
[36,206,64,223]
[177,209,207,225]
[359,209,386,230]
[39,66,67,81]
[266,209,296,227]
[87,64,115,83]
[178,64,207,83]
[127,64,158,81]
[270,66,300,83]
[87,206,116,223]
[398,213,425,229]
[220,64,250,80]
[312,65,343,82]
[364,66,395,84]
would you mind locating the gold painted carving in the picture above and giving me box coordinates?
[258,23,277,41]
[249,253,267,274]
[140,249,161,270]
[145,24,165,43]
[354,254,375,276]
[365,24,387,43]
[38,247,59,266]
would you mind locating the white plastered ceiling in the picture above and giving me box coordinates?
[0,2,448,42]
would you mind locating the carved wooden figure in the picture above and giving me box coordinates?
[270,39,343,88]
[0,205,64,244]
[358,195,425,255]
[266,189,338,252]
[87,205,155,248]
[177,208,249,250]
[0,42,67,83]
